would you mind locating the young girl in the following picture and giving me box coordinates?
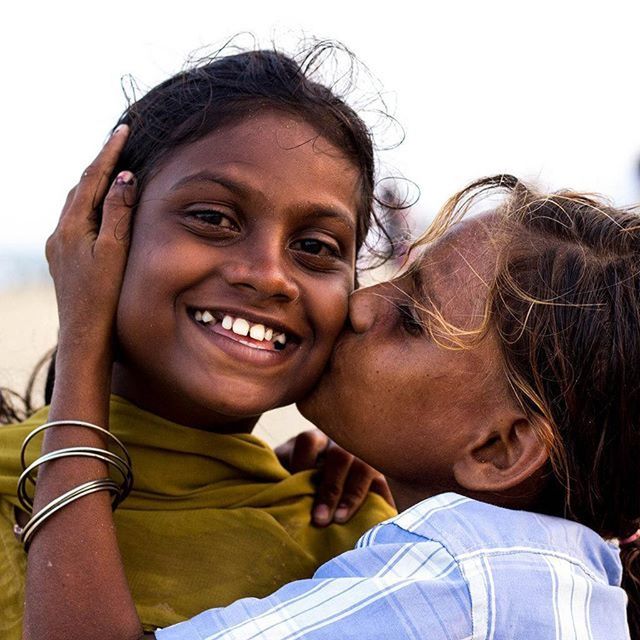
[0,44,396,638]
[21,175,639,638]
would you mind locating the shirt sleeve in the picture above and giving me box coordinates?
[155,540,473,640]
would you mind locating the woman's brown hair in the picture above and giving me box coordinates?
[419,174,640,637]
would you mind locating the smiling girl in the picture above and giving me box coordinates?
[0,44,396,638]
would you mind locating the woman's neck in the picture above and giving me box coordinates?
[386,478,453,513]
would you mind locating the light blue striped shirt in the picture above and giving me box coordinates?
[156,493,629,639]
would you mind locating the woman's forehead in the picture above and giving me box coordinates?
[405,214,502,323]
[420,214,500,283]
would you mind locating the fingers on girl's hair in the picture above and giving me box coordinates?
[73,125,130,214]
[98,171,137,247]
[312,446,353,526]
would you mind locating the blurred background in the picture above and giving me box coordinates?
[1,0,639,443]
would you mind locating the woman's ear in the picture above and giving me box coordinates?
[452,415,550,494]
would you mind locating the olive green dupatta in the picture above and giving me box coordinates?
[0,396,394,635]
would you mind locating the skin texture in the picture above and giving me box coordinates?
[111,110,362,431]
[276,429,394,525]
[299,215,549,512]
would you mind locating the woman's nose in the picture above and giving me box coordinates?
[348,284,386,334]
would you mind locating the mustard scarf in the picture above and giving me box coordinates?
[0,396,394,636]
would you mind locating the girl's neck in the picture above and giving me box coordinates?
[110,365,261,434]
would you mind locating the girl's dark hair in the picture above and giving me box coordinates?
[0,348,55,425]
[2,41,401,421]
[421,175,640,637]
[111,41,393,261]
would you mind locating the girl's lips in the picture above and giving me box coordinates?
[187,306,299,342]
[211,321,279,351]
[188,313,297,365]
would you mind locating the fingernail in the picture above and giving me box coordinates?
[112,124,127,136]
[116,171,135,186]
[313,505,330,524]
[334,506,349,523]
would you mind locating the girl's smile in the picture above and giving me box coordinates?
[189,308,293,352]
[187,306,299,362]
[111,110,361,430]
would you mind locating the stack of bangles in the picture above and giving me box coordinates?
[14,420,133,551]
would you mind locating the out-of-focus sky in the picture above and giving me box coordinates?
[2,0,639,253]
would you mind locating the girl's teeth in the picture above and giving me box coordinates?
[274,333,286,350]
[249,324,266,341]
[232,317,250,336]
[198,311,286,347]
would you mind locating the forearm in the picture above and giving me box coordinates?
[22,341,145,640]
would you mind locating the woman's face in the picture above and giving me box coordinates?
[299,215,515,497]
[112,110,361,429]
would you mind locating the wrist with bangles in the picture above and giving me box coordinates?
[14,420,133,551]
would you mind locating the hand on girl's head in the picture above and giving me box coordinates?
[46,125,137,350]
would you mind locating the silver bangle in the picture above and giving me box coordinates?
[15,419,134,550]
[15,478,122,550]
[20,420,131,470]
[17,446,132,512]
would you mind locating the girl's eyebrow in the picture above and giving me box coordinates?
[169,170,245,195]
[303,207,355,233]
[169,170,356,233]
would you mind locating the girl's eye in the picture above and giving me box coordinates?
[290,238,341,258]
[186,209,238,230]
[396,302,423,336]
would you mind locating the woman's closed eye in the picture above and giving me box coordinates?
[396,301,424,336]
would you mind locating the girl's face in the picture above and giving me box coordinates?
[112,110,361,430]
[299,215,517,503]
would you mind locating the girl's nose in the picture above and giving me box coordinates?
[348,283,386,334]
[223,244,300,302]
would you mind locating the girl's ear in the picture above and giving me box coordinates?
[452,415,550,493]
